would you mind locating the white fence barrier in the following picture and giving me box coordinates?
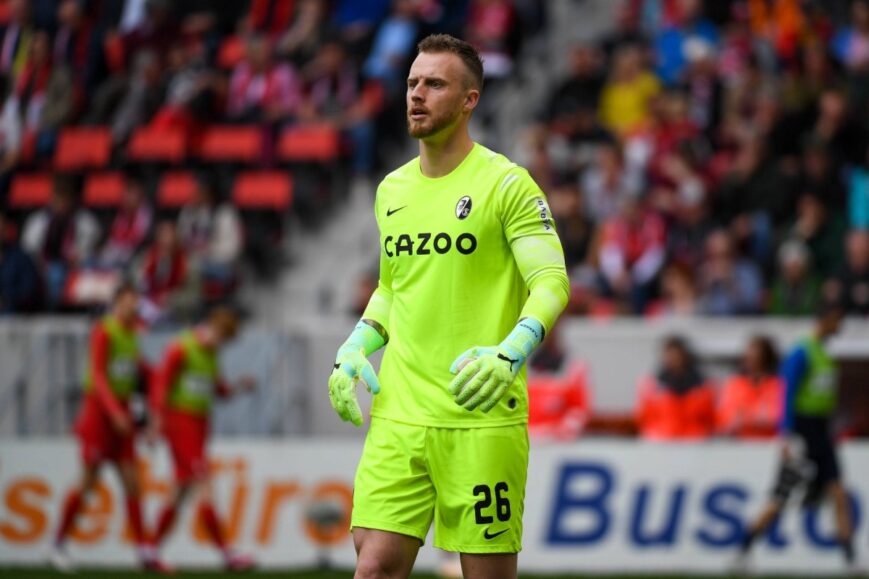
[1,439,867,575]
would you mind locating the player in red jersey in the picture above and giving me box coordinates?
[148,307,256,571]
[50,283,169,573]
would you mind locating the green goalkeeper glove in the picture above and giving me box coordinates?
[448,319,545,413]
[328,321,386,426]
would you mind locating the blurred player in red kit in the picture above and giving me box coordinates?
[50,283,169,573]
[148,306,256,571]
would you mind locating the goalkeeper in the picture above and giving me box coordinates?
[328,34,569,579]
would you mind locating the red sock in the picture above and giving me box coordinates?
[55,490,83,546]
[198,501,226,550]
[153,504,178,546]
[125,497,146,546]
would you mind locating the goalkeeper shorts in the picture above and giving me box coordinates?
[351,416,528,554]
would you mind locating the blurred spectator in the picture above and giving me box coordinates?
[786,192,847,277]
[527,325,591,440]
[87,49,165,144]
[697,229,763,315]
[797,137,847,212]
[548,183,594,273]
[769,239,822,316]
[466,0,518,80]
[121,0,178,66]
[850,159,869,230]
[716,134,794,263]
[150,41,220,135]
[781,42,837,114]
[21,179,100,310]
[542,44,605,141]
[831,0,869,107]
[333,0,391,56]
[826,229,869,316]
[53,0,102,98]
[664,155,713,271]
[363,0,419,96]
[0,77,22,183]
[636,335,715,440]
[14,30,74,158]
[716,335,783,439]
[117,0,150,33]
[654,0,719,85]
[227,33,302,124]
[598,197,666,314]
[300,40,381,175]
[0,0,34,81]
[581,141,643,223]
[138,220,195,324]
[277,0,333,68]
[245,0,295,38]
[600,1,648,58]
[98,177,153,270]
[654,262,700,316]
[806,88,867,169]
[177,174,242,288]
[679,38,723,136]
[0,211,40,313]
[599,44,661,135]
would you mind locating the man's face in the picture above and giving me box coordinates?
[821,310,844,337]
[406,52,477,141]
[115,291,138,323]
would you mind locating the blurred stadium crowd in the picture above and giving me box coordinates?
[0,0,866,323]
[519,0,869,319]
[0,0,545,319]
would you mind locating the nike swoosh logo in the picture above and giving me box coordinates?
[386,206,407,216]
[484,528,509,540]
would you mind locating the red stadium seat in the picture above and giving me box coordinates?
[232,171,292,210]
[128,126,186,163]
[198,125,262,163]
[217,35,245,70]
[54,127,112,171]
[83,172,126,208]
[157,171,197,208]
[277,124,340,162]
[9,173,52,208]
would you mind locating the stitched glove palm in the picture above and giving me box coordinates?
[447,319,545,413]
[328,346,381,426]
[448,345,522,412]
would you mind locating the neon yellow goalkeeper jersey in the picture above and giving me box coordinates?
[362,143,568,428]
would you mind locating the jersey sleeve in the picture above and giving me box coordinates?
[497,169,570,333]
[362,188,393,335]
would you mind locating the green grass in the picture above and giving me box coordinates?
[0,571,799,579]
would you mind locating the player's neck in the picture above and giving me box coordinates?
[418,130,474,178]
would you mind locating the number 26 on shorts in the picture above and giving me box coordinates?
[473,481,511,524]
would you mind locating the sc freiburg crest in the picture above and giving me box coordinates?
[456,196,472,220]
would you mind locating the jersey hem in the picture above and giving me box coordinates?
[370,411,527,429]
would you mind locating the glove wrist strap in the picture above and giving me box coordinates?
[499,318,545,363]
[339,319,386,357]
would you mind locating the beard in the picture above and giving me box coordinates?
[407,102,463,139]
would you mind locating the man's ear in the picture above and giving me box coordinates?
[464,88,480,112]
